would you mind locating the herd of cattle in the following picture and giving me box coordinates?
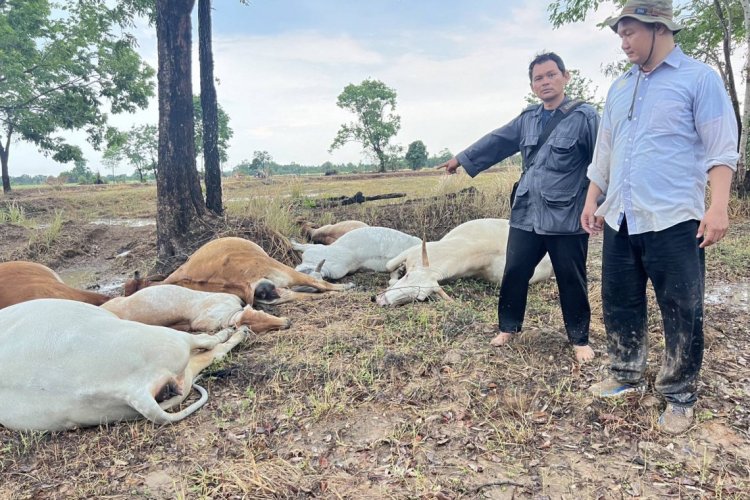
[0,218,553,432]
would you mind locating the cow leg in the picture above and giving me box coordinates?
[188,326,248,375]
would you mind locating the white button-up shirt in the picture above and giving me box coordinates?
[587,46,738,234]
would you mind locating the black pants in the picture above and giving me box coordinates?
[602,219,705,406]
[498,227,590,346]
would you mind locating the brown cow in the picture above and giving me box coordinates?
[0,261,111,310]
[126,237,353,304]
[300,220,369,245]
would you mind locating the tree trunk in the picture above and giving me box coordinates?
[739,0,750,194]
[199,0,223,215]
[714,0,742,145]
[155,0,206,272]
[1,125,12,193]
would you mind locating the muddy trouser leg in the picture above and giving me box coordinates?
[545,233,591,346]
[641,220,704,407]
[602,220,649,385]
[498,227,548,333]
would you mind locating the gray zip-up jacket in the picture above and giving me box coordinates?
[456,97,599,235]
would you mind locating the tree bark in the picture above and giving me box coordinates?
[199,0,223,214]
[155,0,206,272]
[1,124,12,193]
[739,0,750,194]
[714,0,742,145]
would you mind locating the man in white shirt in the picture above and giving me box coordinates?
[580,0,737,434]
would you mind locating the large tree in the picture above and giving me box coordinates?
[198,0,223,215]
[155,0,207,272]
[0,0,154,193]
[405,140,428,170]
[330,79,401,173]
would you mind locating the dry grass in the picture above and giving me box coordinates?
[1,169,749,499]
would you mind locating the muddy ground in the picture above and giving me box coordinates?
[0,183,749,499]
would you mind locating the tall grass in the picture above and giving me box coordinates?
[0,201,28,225]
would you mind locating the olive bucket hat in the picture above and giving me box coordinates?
[605,0,683,34]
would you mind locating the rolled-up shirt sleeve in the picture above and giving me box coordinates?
[586,105,612,193]
[456,115,523,178]
[694,70,739,173]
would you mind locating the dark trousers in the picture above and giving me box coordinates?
[602,219,705,406]
[498,227,590,346]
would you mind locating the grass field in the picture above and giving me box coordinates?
[1,168,749,499]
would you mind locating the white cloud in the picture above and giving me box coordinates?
[10,0,626,177]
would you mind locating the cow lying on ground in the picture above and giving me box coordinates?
[291,226,422,280]
[0,299,247,431]
[0,260,111,310]
[375,218,554,306]
[125,237,354,304]
[299,220,369,245]
[102,285,291,334]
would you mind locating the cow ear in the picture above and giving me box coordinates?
[421,240,430,267]
[315,259,326,272]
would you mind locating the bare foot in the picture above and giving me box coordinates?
[490,331,513,347]
[574,345,595,363]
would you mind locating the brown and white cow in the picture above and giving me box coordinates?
[0,260,111,310]
[125,237,354,304]
[102,284,291,334]
[0,299,247,431]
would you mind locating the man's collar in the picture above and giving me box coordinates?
[533,95,570,115]
[629,44,683,75]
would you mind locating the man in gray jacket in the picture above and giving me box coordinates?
[439,52,599,362]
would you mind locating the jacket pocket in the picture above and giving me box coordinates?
[540,189,581,233]
[547,136,578,172]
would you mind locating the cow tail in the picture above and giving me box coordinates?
[128,384,209,424]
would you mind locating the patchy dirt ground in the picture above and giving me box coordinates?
[1,182,749,499]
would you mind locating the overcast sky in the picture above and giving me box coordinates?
[13,0,625,177]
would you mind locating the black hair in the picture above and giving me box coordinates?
[528,52,566,81]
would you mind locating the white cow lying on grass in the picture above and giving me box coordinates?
[375,218,554,306]
[102,285,291,334]
[0,299,246,431]
[291,226,422,280]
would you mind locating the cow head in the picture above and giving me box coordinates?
[375,242,452,306]
[253,278,280,302]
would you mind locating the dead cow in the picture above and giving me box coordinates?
[292,226,422,280]
[126,237,354,304]
[376,218,554,306]
[0,260,111,310]
[0,299,247,431]
[102,285,291,334]
[300,220,369,245]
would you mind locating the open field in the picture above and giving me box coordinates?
[1,169,749,499]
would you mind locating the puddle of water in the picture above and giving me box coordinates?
[705,282,750,312]
[58,270,124,295]
[89,218,155,227]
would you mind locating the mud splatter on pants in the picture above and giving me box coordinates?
[602,218,705,406]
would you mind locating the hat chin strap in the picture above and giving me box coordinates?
[640,26,657,71]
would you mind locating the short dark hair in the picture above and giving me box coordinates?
[528,52,566,81]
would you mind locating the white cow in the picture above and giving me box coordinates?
[375,218,554,306]
[0,299,247,431]
[292,226,422,280]
[102,285,291,334]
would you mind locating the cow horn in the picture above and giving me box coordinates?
[436,287,453,301]
[421,240,430,267]
[315,259,326,272]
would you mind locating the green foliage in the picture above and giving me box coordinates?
[0,0,155,191]
[192,95,234,164]
[525,69,604,112]
[330,79,402,173]
[59,159,97,184]
[547,0,626,28]
[426,148,453,168]
[405,140,428,170]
